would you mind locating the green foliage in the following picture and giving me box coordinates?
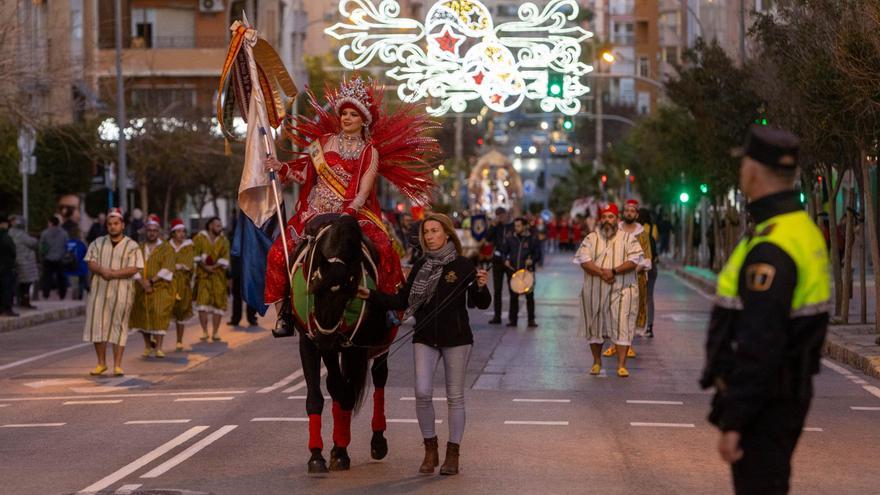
[0,119,21,213]
[33,122,102,197]
[548,159,606,212]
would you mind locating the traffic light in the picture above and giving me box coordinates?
[679,192,690,203]
[547,71,564,97]
[601,174,607,184]
[562,118,573,130]
[754,117,768,126]
[476,137,484,146]
[699,183,709,194]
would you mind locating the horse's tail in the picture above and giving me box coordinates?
[345,346,371,414]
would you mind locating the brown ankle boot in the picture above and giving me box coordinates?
[419,436,439,474]
[439,442,460,475]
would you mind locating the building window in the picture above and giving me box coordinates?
[638,56,649,78]
[664,46,678,65]
[131,8,155,48]
[131,88,197,112]
[612,22,634,45]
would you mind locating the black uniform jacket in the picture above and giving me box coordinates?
[369,255,491,348]
[703,191,829,433]
[503,232,543,271]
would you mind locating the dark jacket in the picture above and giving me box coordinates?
[0,228,16,272]
[486,222,514,262]
[503,232,543,271]
[369,255,491,348]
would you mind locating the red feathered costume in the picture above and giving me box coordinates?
[264,77,439,304]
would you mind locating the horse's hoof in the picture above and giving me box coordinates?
[370,431,388,460]
[329,446,351,471]
[308,449,329,476]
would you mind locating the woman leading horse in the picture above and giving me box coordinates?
[263,76,438,474]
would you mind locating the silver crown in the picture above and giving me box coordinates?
[334,77,373,125]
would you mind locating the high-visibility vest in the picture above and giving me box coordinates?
[715,210,830,317]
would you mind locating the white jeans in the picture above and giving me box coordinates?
[413,343,472,444]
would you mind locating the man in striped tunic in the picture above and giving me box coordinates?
[574,203,644,378]
[168,218,194,352]
[83,208,144,377]
[194,217,230,341]
[130,215,176,358]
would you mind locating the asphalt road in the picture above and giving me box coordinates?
[1,254,879,495]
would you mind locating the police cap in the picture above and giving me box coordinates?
[733,125,800,169]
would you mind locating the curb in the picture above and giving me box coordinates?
[672,266,880,379]
[0,304,86,333]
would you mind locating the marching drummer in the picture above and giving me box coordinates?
[502,217,542,328]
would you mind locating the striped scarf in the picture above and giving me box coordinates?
[404,240,458,321]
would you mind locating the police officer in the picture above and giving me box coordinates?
[701,125,830,495]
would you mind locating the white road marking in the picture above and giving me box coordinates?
[173,397,235,402]
[114,484,142,494]
[251,417,310,422]
[78,426,209,494]
[850,406,880,411]
[821,358,854,376]
[0,404,9,408]
[281,368,327,394]
[504,421,569,426]
[24,378,92,389]
[125,420,192,425]
[0,342,91,372]
[862,385,880,400]
[63,400,123,405]
[630,422,695,428]
[0,390,247,402]
[1,422,66,428]
[803,427,824,432]
[626,400,684,405]
[512,399,571,403]
[387,419,443,424]
[851,378,869,385]
[140,425,238,479]
[287,395,331,400]
[400,397,447,401]
[256,369,304,394]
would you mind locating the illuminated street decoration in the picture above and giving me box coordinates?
[325,0,593,115]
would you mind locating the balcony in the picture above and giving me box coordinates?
[96,45,226,78]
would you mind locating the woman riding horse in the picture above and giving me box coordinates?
[264,76,438,474]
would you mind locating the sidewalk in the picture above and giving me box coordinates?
[674,265,880,380]
[0,298,86,334]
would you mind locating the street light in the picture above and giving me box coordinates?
[679,192,690,203]
[601,51,616,63]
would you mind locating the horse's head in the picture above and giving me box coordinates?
[308,215,363,343]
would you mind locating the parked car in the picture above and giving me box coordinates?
[549,140,574,157]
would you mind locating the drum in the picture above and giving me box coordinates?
[510,269,535,294]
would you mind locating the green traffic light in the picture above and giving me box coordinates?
[699,183,709,194]
[549,83,562,96]
[679,192,690,203]
[562,119,573,130]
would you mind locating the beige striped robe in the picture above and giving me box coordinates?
[573,229,644,345]
[82,236,144,346]
[129,240,176,335]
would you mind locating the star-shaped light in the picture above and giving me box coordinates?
[473,72,485,85]
[491,94,502,104]
[433,27,463,54]
[467,9,482,28]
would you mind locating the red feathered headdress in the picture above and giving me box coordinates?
[283,76,440,205]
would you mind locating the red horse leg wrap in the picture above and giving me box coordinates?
[372,388,386,432]
[308,414,323,451]
[332,401,352,448]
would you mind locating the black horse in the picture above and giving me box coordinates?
[291,214,393,475]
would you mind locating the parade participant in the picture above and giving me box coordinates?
[574,204,644,377]
[486,207,513,325]
[701,126,830,494]
[8,215,38,310]
[263,76,436,317]
[639,209,659,338]
[503,217,542,327]
[130,215,176,358]
[604,199,652,358]
[546,217,558,254]
[168,219,194,352]
[194,217,230,342]
[360,213,490,475]
[558,216,570,251]
[82,208,143,376]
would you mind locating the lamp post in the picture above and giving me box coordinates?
[594,50,616,170]
[114,0,128,211]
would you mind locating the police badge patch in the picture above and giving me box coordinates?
[745,263,776,292]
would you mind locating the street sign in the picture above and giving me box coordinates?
[523,179,536,196]
[17,126,35,156]
[19,156,36,175]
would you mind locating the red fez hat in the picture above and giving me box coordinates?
[107,208,124,220]
[145,214,161,227]
[170,218,185,232]
[600,203,619,216]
